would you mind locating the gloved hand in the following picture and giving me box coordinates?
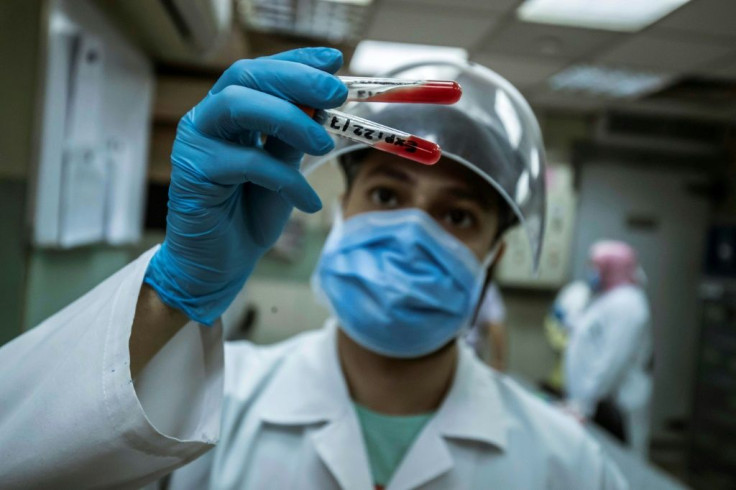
[144,48,347,325]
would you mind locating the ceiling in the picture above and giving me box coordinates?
[357,0,736,118]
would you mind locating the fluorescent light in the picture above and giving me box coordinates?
[349,40,468,76]
[517,0,691,32]
[323,0,373,5]
[548,65,671,98]
[238,0,372,43]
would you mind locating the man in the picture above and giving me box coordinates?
[0,48,626,489]
[565,241,653,459]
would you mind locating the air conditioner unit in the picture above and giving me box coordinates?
[595,110,729,156]
[94,0,232,63]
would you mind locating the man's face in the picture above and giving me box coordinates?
[342,151,502,260]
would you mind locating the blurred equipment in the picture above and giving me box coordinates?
[94,0,232,63]
[566,241,653,459]
[595,110,730,157]
[496,163,578,289]
[31,0,153,247]
[238,0,373,43]
[688,225,736,489]
[703,225,736,278]
[541,279,592,395]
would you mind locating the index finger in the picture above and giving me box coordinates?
[209,58,347,109]
[261,47,344,74]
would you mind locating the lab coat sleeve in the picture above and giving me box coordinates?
[0,246,224,490]
[565,294,647,416]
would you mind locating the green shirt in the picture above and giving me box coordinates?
[354,403,434,488]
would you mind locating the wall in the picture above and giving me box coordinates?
[0,1,42,181]
[23,247,135,329]
[504,291,557,381]
[0,181,28,344]
[0,1,155,342]
[0,1,43,343]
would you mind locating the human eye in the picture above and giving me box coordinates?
[443,208,477,229]
[369,186,399,208]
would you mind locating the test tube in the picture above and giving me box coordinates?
[305,107,441,165]
[340,77,462,104]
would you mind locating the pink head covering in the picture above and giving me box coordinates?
[589,241,639,291]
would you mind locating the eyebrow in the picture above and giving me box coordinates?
[445,185,496,211]
[362,164,415,184]
[363,162,497,211]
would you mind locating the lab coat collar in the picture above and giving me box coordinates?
[256,320,351,426]
[386,343,509,490]
[257,320,373,490]
[256,320,508,489]
[432,340,508,450]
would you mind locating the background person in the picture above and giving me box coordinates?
[565,241,653,459]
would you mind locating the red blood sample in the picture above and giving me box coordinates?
[374,135,441,165]
[358,81,462,104]
[298,105,316,118]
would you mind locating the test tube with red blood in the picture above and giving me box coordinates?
[302,107,441,166]
[341,77,462,104]
[295,77,460,165]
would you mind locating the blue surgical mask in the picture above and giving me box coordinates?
[312,208,497,359]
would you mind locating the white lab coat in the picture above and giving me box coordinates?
[565,285,653,459]
[0,247,628,489]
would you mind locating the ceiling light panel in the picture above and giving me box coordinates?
[548,64,672,98]
[349,40,468,75]
[388,0,519,11]
[238,0,373,43]
[517,0,691,32]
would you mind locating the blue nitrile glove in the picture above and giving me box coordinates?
[144,48,347,325]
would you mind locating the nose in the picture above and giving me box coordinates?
[411,195,434,217]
